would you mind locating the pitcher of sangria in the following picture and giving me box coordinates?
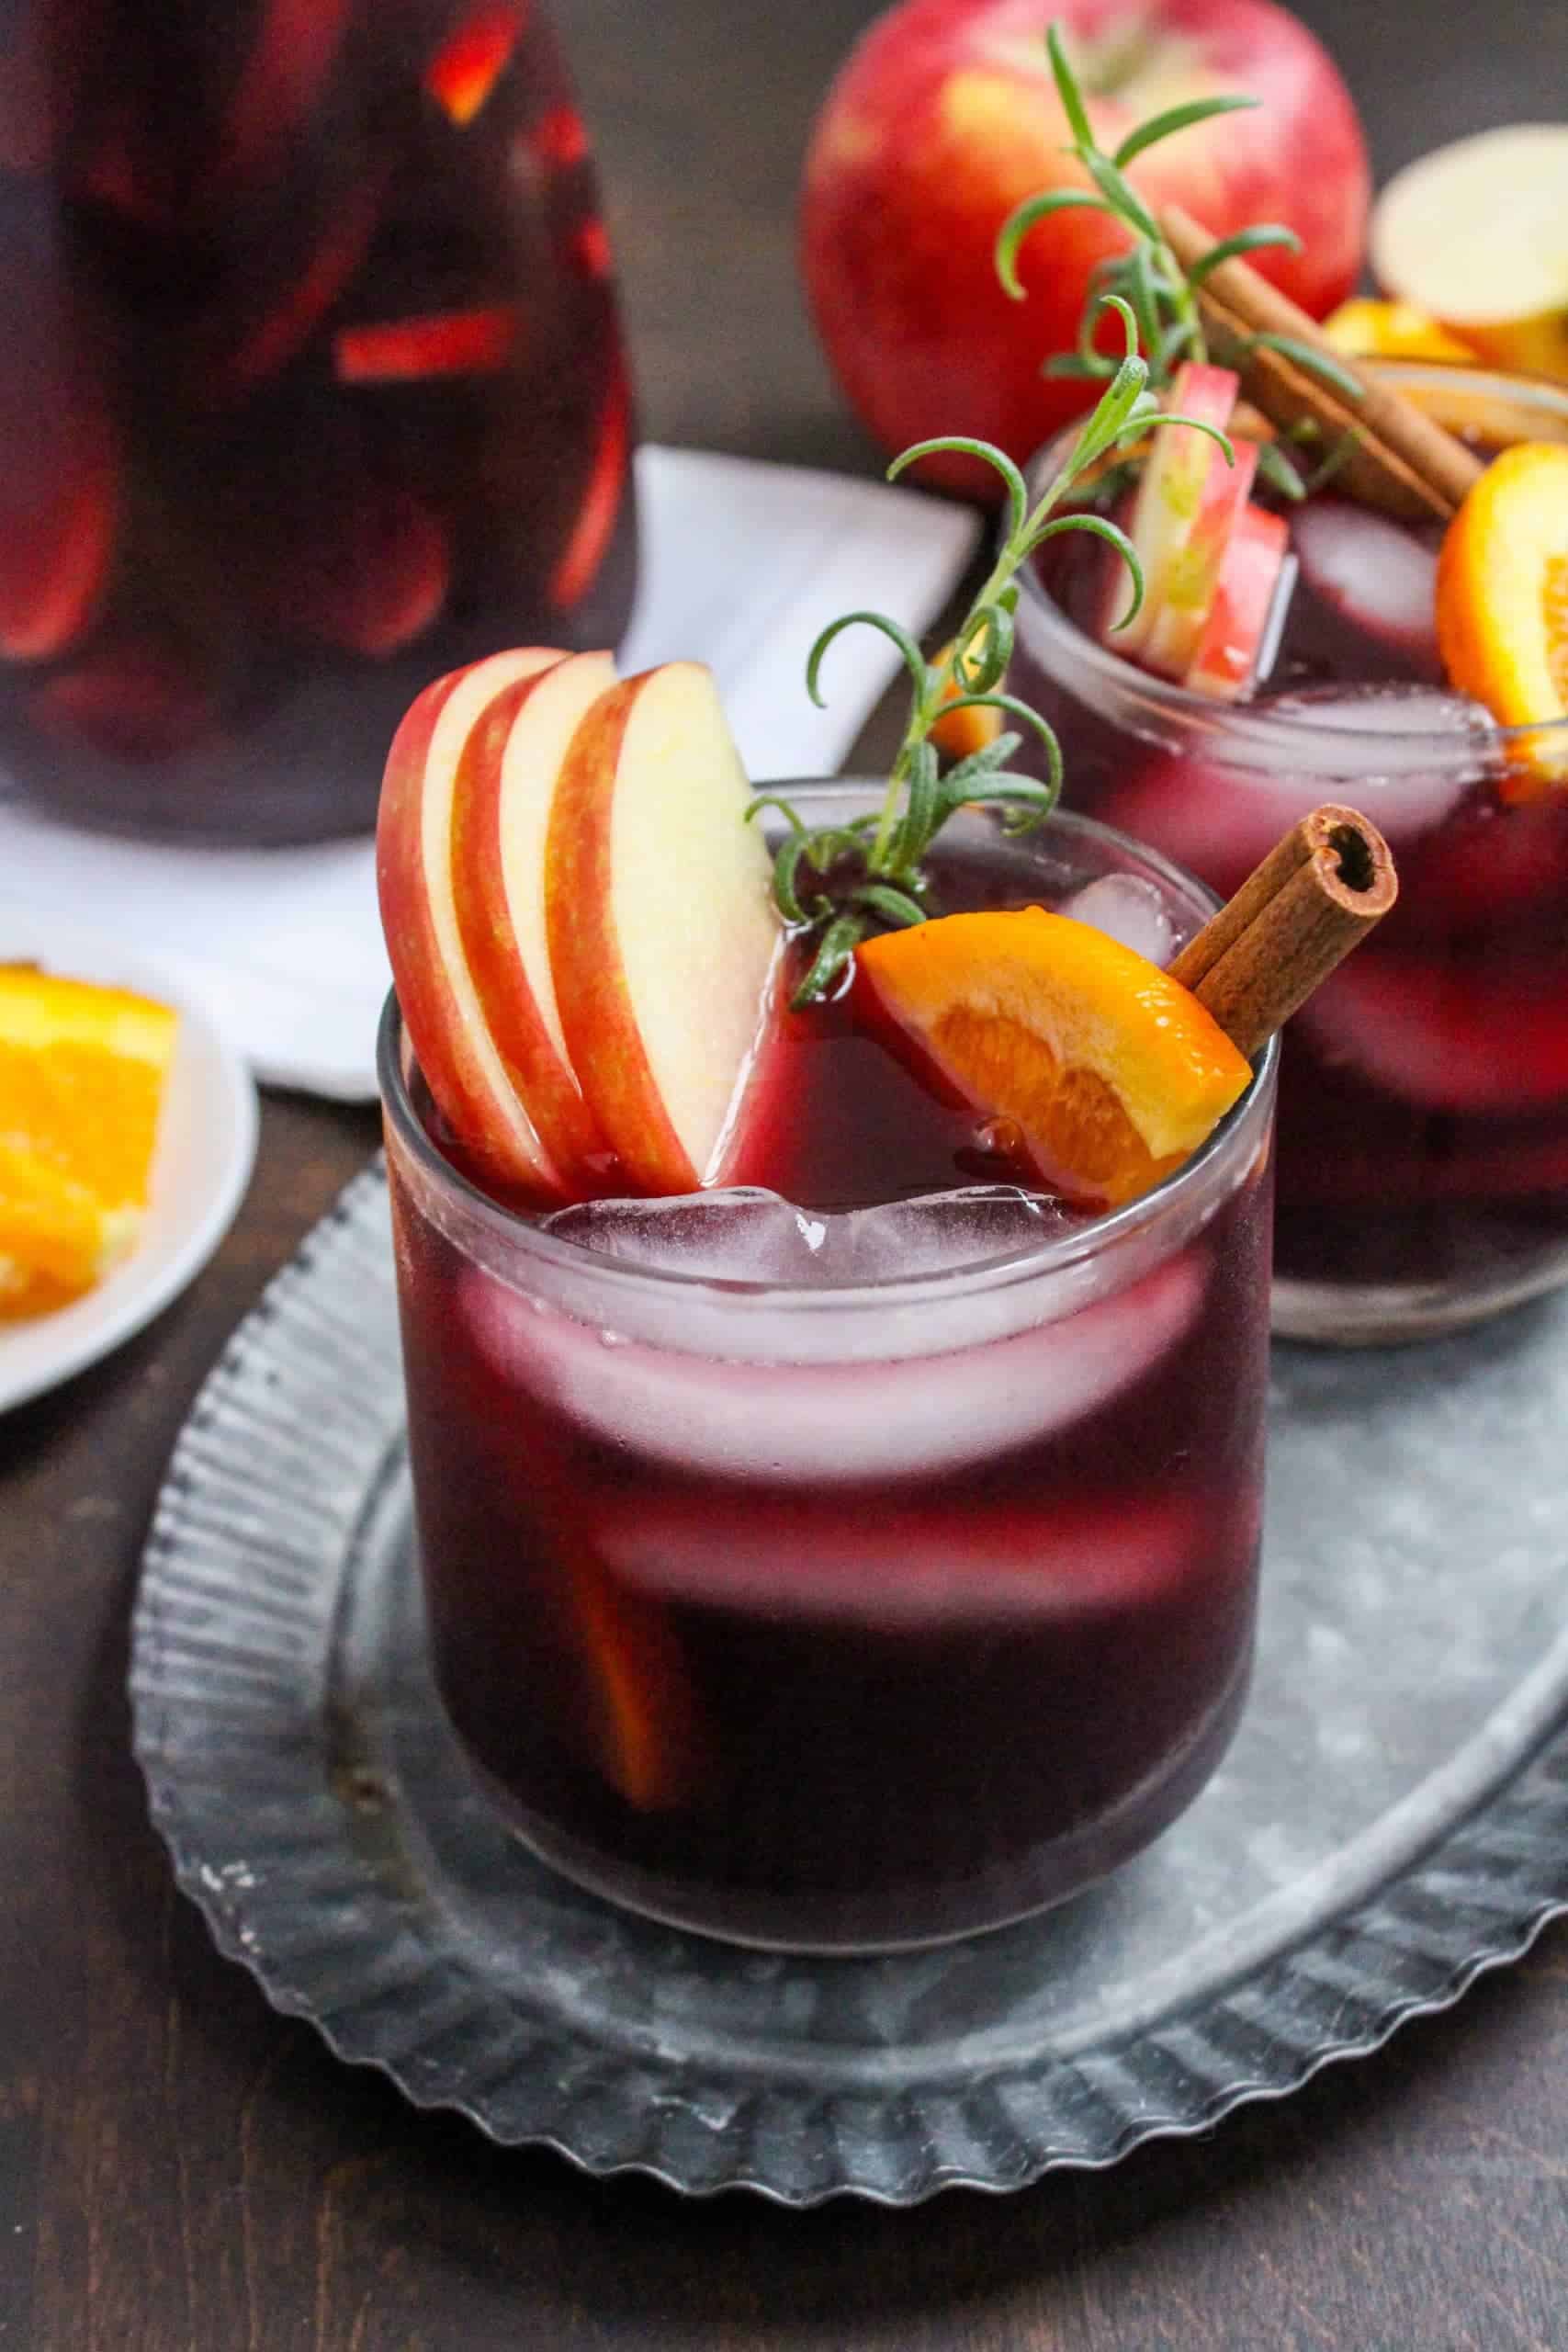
[0,0,635,841]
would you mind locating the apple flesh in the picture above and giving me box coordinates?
[546,662,784,1196]
[1116,361,1239,665]
[447,650,619,1191]
[377,649,570,1201]
[801,0,1371,497]
[1183,498,1290,700]
[1371,126,1568,385]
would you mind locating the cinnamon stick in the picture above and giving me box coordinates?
[1159,204,1484,524]
[1169,804,1398,1060]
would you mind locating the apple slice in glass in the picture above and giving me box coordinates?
[378,650,571,1202]
[1115,361,1239,661]
[546,662,784,1196]
[1139,436,1258,680]
[448,650,619,1192]
[1184,501,1291,702]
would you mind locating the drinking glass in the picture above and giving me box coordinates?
[1013,368,1568,1342]
[380,793,1278,1951]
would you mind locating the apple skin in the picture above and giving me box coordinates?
[447,650,620,1192]
[801,0,1370,498]
[377,649,570,1203]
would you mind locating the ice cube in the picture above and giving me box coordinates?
[457,1242,1204,1487]
[1291,498,1439,666]
[1059,874,1177,967]
[588,1491,1206,1623]
[544,1185,1077,1286]
[541,1188,833,1283]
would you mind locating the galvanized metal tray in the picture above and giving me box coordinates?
[130,1161,1568,2204]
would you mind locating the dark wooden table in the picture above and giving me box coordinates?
[6,3,1568,2344]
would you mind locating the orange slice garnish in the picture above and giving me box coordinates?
[1321,299,1476,366]
[1436,442,1568,797]
[0,967,176,1315]
[855,910,1251,1209]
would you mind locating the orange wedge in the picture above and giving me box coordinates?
[1321,299,1476,367]
[855,909,1251,1209]
[928,637,1004,763]
[0,966,177,1316]
[1435,443,1568,797]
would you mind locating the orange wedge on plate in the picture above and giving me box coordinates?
[855,909,1251,1209]
[0,966,177,1316]
[1435,443,1568,797]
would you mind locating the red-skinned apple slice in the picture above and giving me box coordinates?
[423,4,525,127]
[546,662,784,1195]
[1184,500,1291,702]
[548,364,628,609]
[448,650,618,1188]
[378,649,570,1201]
[1117,362,1239,661]
[333,305,516,382]
[1139,437,1258,681]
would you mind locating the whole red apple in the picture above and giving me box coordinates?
[801,0,1370,498]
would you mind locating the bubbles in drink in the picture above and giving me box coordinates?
[1059,874,1177,966]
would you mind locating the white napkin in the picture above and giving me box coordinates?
[0,446,979,1101]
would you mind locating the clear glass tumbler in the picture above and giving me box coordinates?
[380,795,1278,1951]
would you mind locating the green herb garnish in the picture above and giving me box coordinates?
[994,22,1358,506]
[748,297,1233,1006]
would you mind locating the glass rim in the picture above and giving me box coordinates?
[377,791,1279,1316]
[1014,359,1568,774]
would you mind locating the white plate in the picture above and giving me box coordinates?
[0,906,259,1413]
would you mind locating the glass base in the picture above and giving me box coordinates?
[1272,1250,1568,1346]
[457,1635,1257,1955]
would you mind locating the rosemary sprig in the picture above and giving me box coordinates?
[747,298,1235,1007]
[994,22,1352,423]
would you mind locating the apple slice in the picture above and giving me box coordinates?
[333,306,516,383]
[1184,501,1291,702]
[545,662,784,1195]
[548,363,629,610]
[1116,361,1240,661]
[449,650,618,1188]
[1371,126,1568,382]
[423,5,525,128]
[378,650,571,1201]
[1138,435,1258,680]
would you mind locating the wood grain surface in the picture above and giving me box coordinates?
[6,2,1568,2345]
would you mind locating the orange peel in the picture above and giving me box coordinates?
[854,908,1252,1209]
[1321,299,1476,367]
[1435,442,1568,797]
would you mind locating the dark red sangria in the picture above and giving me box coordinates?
[0,0,635,841]
[1013,365,1568,1340]
[382,793,1277,1949]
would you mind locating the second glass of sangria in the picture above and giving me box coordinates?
[1014,364,1568,1342]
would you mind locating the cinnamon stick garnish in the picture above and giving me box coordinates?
[1159,204,1484,525]
[1170,804,1398,1060]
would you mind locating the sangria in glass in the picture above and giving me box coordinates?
[1013,367,1568,1341]
[381,792,1278,1951]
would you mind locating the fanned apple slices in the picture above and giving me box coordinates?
[377,655,784,1204]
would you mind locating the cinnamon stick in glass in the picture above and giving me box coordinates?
[1170,804,1398,1059]
[1159,203,1484,524]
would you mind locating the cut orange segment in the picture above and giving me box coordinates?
[1321,300,1476,367]
[0,967,177,1316]
[0,1144,136,1317]
[928,638,1004,763]
[854,910,1251,1209]
[1435,443,1568,795]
